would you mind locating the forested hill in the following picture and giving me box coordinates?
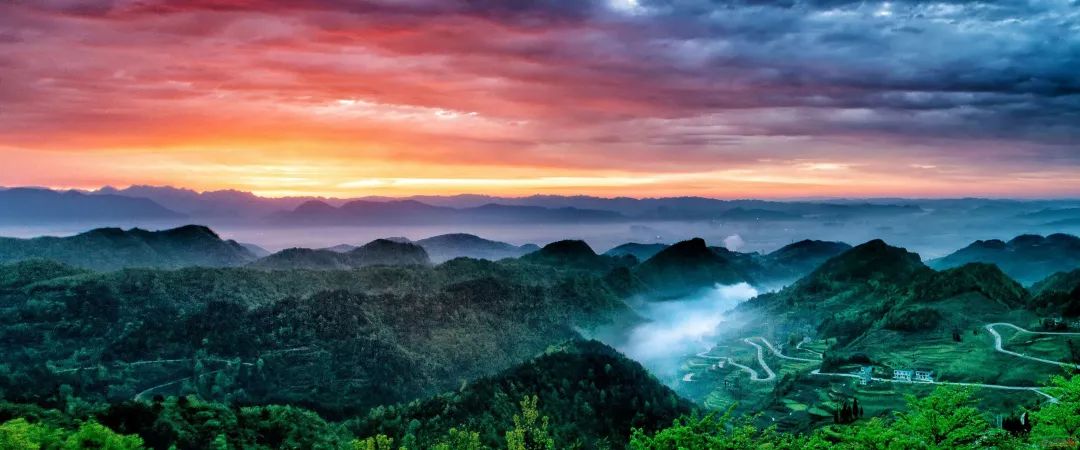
[0,225,256,270]
[0,340,691,449]
[0,255,640,418]
[249,239,431,270]
[347,340,693,449]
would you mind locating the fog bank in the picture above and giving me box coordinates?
[614,283,759,382]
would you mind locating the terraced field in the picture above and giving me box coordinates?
[678,321,1074,432]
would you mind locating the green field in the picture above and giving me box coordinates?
[677,326,1065,434]
[1000,327,1080,365]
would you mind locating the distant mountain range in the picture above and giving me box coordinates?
[271,200,625,225]
[96,185,326,218]
[16,185,1062,226]
[0,188,184,223]
[930,233,1080,285]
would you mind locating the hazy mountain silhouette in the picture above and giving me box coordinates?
[273,200,624,225]
[96,185,326,218]
[415,233,539,263]
[0,188,183,223]
[930,233,1080,285]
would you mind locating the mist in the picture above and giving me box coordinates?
[611,283,759,383]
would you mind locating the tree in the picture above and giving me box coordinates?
[353,434,401,450]
[628,409,807,449]
[433,428,486,450]
[63,421,145,450]
[506,396,554,450]
[1031,373,1080,446]
[883,388,1006,449]
[0,418,62,450]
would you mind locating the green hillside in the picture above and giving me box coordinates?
[633,238,750,299]
[251,239,431,270]
[0,225,257,270]
[0,257,637,418]
[347,340,692,449]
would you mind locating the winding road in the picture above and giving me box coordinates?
[985,323,1080,369]
[687,323,1073,403]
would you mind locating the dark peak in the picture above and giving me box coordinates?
[774,239,851,253]
[633,237,750,298]
[969,239,1007,250]
[677,237,707,249]
[1046,233,1080,244]
[1008,234,1046,246]
[417,233,501,246]
[520,240,611,269]
[429,233,481,240]
[643,238,718,264]
[844,239,917,259]
[920,262,1027,307]
[859,238,888,249]
[82,227,126,237]
[161,224,220,239]
[537,240,598,257]
[941,262,1008,277]
[604,242,669,260]
[357,238,424,251]
[807,238,927,283]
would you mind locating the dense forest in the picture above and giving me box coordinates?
[5,372,1080,449]
[6,226,1080,448]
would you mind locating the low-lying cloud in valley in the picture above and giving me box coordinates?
[614,283,759,382]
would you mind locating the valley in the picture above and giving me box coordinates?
[3,222,1080,448]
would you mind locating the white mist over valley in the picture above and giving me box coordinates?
[613,283,759,383]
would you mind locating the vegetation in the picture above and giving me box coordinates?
[931,233,1080,285]
[346,340,691,449]
[631,386,1022,449]
[250,239,431,270]
[0,226,256,271]
[10,226,1080,448]
[0,257,637,418]
[632,238,750,299]
[1,372,1073,449]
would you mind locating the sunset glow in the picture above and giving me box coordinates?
[2,1,1078,198]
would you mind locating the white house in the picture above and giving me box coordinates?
[893,369,913,382]
[857,366,873,385]
[914,370,934,382]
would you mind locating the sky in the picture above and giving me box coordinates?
[1,0,1078,198]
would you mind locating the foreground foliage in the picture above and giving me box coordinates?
[6,373,1080,449]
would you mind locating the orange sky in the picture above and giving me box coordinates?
[1,1,1078,199]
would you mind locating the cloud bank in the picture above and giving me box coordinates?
[1,0,1077,196]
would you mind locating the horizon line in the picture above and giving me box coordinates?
[5,184,1080,203]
